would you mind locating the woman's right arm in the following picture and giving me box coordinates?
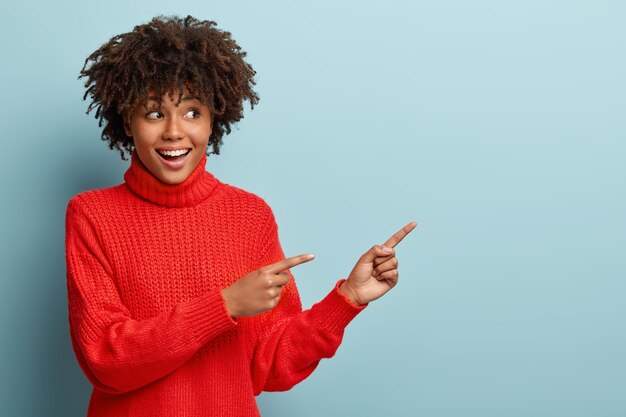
[65,197,238,395]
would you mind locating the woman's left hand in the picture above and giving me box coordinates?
[339,221,417,306]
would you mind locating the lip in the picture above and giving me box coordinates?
[155,149,192,170]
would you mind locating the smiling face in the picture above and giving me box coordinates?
[123,86,213,185]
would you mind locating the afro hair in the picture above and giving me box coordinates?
[79,14,260,160]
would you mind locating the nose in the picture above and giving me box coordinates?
[162,116,184,140]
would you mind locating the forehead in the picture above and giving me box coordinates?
[145,87,200,103]
[132,87,207,111]
[144,94,201,106]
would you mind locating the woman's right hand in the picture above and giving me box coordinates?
[221,253,315,318]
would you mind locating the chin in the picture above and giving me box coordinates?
[160,172,188,185]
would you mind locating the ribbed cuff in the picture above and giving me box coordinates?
[184,290,238,346]
[307,279,368,334]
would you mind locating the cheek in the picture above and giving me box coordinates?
[130,122,158,141]
[200,120,213,138]
[188,125,212,143]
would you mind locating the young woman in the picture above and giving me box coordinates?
[65,14,416,416]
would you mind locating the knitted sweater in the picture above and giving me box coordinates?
[65,150,368,417]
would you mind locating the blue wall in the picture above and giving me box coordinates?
[1,1,624,416]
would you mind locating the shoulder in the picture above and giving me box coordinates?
[65,184,127,219]
[219,183,284,260]
[218,182,277,222]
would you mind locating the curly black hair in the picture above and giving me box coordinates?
[79,14,260,160]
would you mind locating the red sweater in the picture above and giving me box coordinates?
[65,150,368,416]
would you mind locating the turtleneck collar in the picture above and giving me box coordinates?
[123,149,221,208]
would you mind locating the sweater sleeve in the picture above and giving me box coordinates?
[65,197,238,395]
[247,208,368,395]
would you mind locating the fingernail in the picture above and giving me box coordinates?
[382,246,392,253]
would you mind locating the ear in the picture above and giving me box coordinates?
[123,113,133,137]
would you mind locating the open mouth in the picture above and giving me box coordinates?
[156,149,191,161]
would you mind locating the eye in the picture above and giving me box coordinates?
[184,109,201,119]
[146,110,163,120]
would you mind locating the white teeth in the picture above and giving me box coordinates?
[158,149,190,157]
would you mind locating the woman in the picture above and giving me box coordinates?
[66,14,416,416]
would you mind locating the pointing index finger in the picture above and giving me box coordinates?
[264,253,316,274]
[382,221,417,249]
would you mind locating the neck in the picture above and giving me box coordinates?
[123,149,221,208]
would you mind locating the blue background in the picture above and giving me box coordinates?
[1,1,625,416]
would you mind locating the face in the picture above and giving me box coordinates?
[123,87,212,185]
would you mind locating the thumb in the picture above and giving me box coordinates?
[360,244,393,263]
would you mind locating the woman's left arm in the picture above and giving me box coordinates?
[247,231,367,395]
[246,205,416,394]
